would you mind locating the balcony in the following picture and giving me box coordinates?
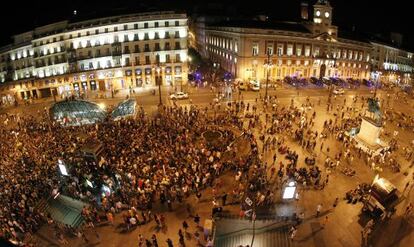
[112,50,122,56]
[76,55,93,60]
[94,52,111,59]
[112,41,121,46]
[34,63,45,68]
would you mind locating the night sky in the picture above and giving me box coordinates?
[0,0,411,49]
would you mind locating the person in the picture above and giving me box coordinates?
[403,182,410,193]
[138,234,145,247]
[289,226,297,241]
[151,234,158,247]
[178,229,184,241]
[222,193,228,206]
[333,197,339,208]
[194,214,201,227]
[316,203,322,217]
[404,203,413,217]
[166,238,174,247]
[299,212,305,224]
[182,221,189,233]
[321,215,329,229]
[167,199,173,211]
[106,211,114,226]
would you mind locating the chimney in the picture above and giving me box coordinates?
[301,2,309,20]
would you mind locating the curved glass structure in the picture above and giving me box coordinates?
[111,99,137,120]
[50,100,106,126]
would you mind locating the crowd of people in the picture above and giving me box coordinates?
[0,103,261,246]
[0,83,413,246]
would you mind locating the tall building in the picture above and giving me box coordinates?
[196,0,372,83]
[0,11,188,104]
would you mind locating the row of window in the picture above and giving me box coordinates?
[71,31,184,49]
[79,54,182,71]
[7,33,185,62]
[5,25,186,61]
[3,42,186,72]
[33,20,182,46]
[11,54,184,80]
[206,36,238,53]
[76,42,182,56]
[250,42,369,62]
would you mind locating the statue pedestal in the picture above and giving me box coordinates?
[356,117,381,147]
[354,117,387,154]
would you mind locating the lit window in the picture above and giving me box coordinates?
[296,47,302,56]
[277,44,283,56]
[252,43,259,56]
[313,47,320,57]
[287,44,293,56]
[266,43,274,55]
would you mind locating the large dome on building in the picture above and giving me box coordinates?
[50,100,106,126]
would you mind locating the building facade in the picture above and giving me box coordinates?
[370,41,413,85]
[194,0,413,85]
[0,11,189,104]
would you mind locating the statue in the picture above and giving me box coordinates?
[367,97,382,125]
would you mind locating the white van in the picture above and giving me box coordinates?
[249,81,260,91]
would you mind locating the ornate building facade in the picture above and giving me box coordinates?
[0,11,188,103]
[194,0,413,85]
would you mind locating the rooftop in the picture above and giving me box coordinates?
[209,20,311,33]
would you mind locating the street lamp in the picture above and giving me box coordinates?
[264,51,274,104]
[156,64,163,106]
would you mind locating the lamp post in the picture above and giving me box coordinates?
[264,51,273,104]
[156,64,162,106]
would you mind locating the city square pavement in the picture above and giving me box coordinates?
[2,84,414,247]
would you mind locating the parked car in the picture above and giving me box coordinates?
[170,92,189,100]
[310,77,324,87]
[298,78,308,87]
[363,79,374,87]
[249,81,260,91]
[333,88,345,95]
[322,77,332,86]
[337,78,347,87]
